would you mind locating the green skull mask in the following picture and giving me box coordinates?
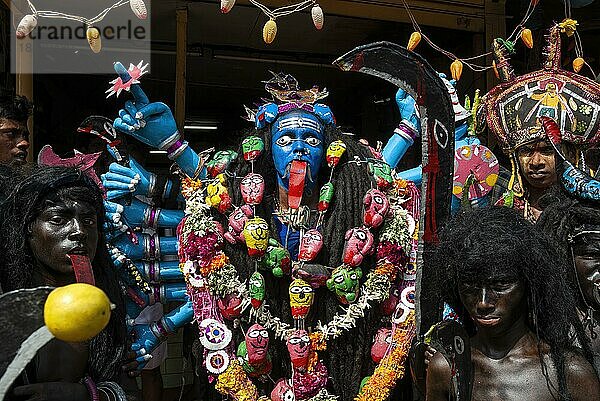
[249,271,266,308]
[261,238,291,277]
[326,265,362,304]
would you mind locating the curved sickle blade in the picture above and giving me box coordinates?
[0,288,54,400]
[334,41,455,334]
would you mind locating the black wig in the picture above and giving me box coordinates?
[0,165,127,382]
[431,206,594,401]
[537,188,600,314]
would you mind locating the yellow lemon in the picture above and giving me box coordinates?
[44,283,112,342]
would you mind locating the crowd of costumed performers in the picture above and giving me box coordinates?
[98,22,600,401]
[92,34,461,400]
[1,14,600,401]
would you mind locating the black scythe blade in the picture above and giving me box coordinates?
[333,41,454,335]
[0,287,54,400]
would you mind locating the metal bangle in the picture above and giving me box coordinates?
[167,140,189,160]
[150,320,169,342]
[157,131,181,151]
[160,284,166,304]
[143,234,159,260]
[395,120,418,141]
[144,260,160,282]
[98,382,127,401]
[143,207,161,230]
[82,375,99,401]
[154,234,161,259]
[162,179,173,200]
[147,173,157,198]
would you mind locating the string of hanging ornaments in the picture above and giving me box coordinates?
[220,0,324,44]
[401,0,594,80]
[14,0,148,53]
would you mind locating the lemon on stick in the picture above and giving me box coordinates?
[44,283,112,343]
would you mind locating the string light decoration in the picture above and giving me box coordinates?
[400,0,540,80]
[558,1,594,75]
[220,0,324,44]
[15,0,148,53]
[401,0,596,79]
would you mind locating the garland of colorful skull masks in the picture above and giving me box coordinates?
[176,88,418,401]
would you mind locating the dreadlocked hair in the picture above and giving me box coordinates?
[431,206,593,401]
[537,187,600,311]
[221,124,380,400]
[0,165,127,382]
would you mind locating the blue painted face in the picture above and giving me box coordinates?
[271,110,325,190]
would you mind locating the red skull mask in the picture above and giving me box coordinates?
[363,188,390,228]
[371,327,392,363]
[224,205,254,244]
[240,173,265,205]
[271,379,295,401]
[342,227,374,267]
[298,229,324,262]
[246,323,270,366]
[286,329,310,371]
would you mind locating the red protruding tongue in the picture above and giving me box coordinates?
[68,254,96,285]
[288,160,307,210]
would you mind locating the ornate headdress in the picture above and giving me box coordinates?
[477,25,600,196]
[247,72,336,129]
[479,25,600,152]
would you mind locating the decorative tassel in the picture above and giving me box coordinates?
[263,19,277,44]
[492,60,500,80]
[16,14,37,39]
[573,57,585,73]
[508,154,524,197]
[86,26,102,53]
[450,59,463,81]
[520,28,533,49]
[311,5,324,30]
[407,32,421,51]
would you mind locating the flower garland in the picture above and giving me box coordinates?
[215,359,259,401]
[355,310,416,401]
[176,173,417,401]
[173,115,421,401]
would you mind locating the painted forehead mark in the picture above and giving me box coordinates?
[275,116,322,135]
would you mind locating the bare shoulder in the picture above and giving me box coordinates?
[425,351,452,401]
[565,351,600,401]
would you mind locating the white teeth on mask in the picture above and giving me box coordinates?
[306,164,313,183]
[283,163,292,179]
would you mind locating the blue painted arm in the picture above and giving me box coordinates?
[130,300,194,369]
[111,234,178,260]
[134,260,183,282]
[381,88,421,169]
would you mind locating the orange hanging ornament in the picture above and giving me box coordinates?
[86,26,102,53]
[520,28,533,49]
[573,57,585,73]
[407,32,421,51]
[450,59,463,81]
[263,19,277,44]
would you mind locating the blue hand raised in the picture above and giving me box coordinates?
[395,88,420,133]
[112,62,179,150]
[103,158,153,200]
